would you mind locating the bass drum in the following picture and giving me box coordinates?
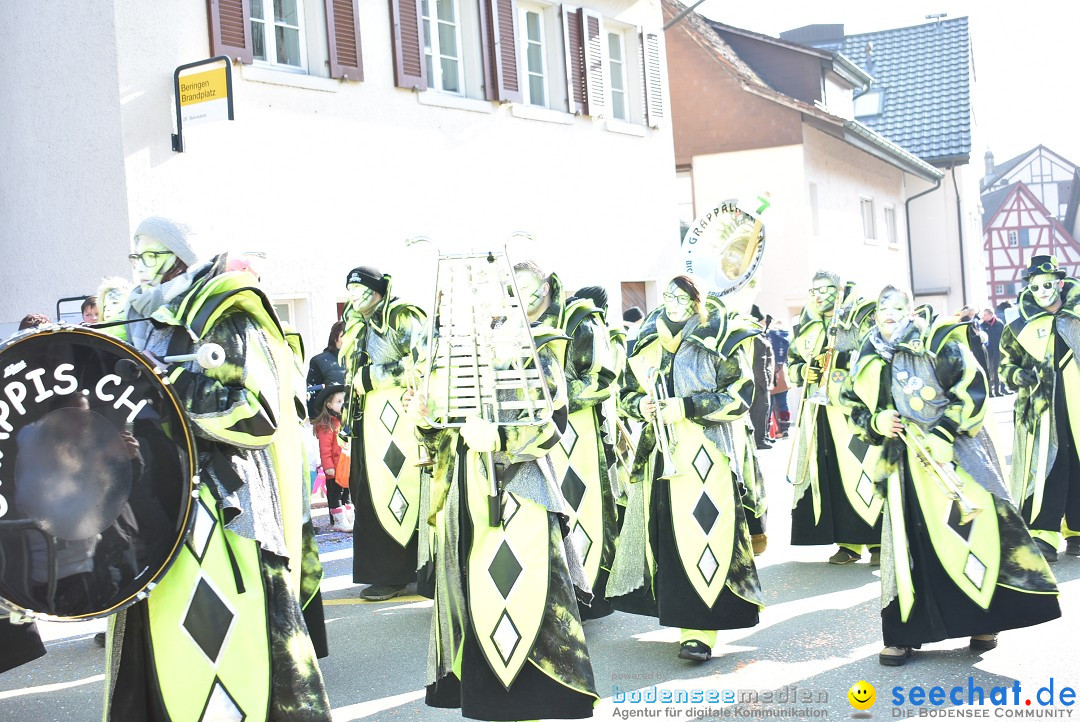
[0,326,196,620]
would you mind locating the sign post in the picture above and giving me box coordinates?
[172,56,234,152]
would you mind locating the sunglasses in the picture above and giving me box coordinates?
[662,292,692,307]
[1029,281,1057,292]
[128,250,174,268]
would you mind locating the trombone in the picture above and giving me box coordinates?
[647,367,681,479]
[899,419,982,524]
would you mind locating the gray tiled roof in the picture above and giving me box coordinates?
[981,182,1015,229]
[840,18,971,164]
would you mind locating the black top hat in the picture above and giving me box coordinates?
[1021,255,1067,280]
[311,383,347,417]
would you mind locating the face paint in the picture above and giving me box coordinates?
[662,282,695,323]
[514,270,547,319]
[1029,273,1062,309]
[130,237,176,286]
[101,289,127,323]
[875,290,911,341]
[347,284,381,316]
[808,278,838,315]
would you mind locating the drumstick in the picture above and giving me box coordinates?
[164,343,226,369]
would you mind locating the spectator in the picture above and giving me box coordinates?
[749,306,774,449]
[623,305,644,355]
[307,320,346,418]
[80,296,99,324]
[765,316,792,438]
[957,305,990,378]
[18,314,50,330]
[980,307,1007,396]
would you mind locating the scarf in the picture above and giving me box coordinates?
[125,272,196,350]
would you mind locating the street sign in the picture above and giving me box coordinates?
[172,56,234,152]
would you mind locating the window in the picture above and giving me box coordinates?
[860,197,876,240]
[884,206,898,245]
[422,0,463,94]
[519,6,549,106]
[607,31,628,121]
[1007,230,1018,247]
[1020,228,1031,246]
[994,284,1005,296]
[853,89,883,117]
[251,0,306,70]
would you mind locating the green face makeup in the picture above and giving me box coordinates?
[131,237,175,286]
[1029,272,1061,309]
[875,290,911,340]
[808,278,838,314]
[514,270,546,316]
[663,282,694,323]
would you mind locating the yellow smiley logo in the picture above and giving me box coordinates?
[848,680,876,710]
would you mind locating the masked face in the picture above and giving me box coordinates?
[130,237,176,286]
[808,277,838,315]
[347,284,381,317]
[875,290,911,341]
[1029,273,1062,309]
[663,282,695,323]
[514,270,549,320]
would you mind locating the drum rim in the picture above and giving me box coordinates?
[0,325,199,622]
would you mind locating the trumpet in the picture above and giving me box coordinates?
[647,367,681,479]
[899,420,982,525]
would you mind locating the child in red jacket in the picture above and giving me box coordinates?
[312,385,352,532]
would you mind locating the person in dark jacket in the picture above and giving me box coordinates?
[307,320,346,418]
[979,308,1006,396]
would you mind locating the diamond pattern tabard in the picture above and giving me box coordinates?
[383,441,406,477]
[964,552,987,590]
[856,473,875,508]
[388,487,409,524]
[572,521,593,561]
[561,468,587,511]
[488,541,523,599]
[947,501,974,542]
[183,578,235,664]
[560,420,579,456]
[848,435,870,463]
[380,401,400,435]
[199,678,245,721]
[693,492,719,534]
[697,546,719,585]
[491,611,522,665]
[188,495,217,562]
[693,446,714,481]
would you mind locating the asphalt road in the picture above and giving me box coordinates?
[3,395,1080,721]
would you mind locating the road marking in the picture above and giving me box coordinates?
[323,595,428,606]
[330,688,425,720]
[0,674,104,700]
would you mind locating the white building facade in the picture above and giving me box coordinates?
[1,0,677,345]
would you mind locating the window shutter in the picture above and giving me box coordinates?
[581,11,604,117]
[641,28,664,127]
[325,0,364,80]
[480,0,522,103]
[207,0,253,64]
[562,6,586,115]
[389,0,427,90]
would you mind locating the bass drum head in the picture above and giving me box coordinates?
[0,326,196,620]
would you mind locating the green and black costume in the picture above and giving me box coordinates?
[788,293,883,547]
[999,278,1080,547]
[106,256,330,721]
[421,337,597,721]
[843,320,1060,648]
[537,275,619,619]
[608,303,763,635]
[340,276,428,587]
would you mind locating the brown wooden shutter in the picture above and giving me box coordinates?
[581,10,604,117]
[208,0,253,64]
[562,6,586,115]
[480,0,522,103]
[641,29,664,127]
[325,0,364,80]
[389,0,427,90]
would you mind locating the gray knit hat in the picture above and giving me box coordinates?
[133,216,199,267]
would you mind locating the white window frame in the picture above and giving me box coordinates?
[884,205,898,246]
[1007,230,1018,247]
[606,29,629,122]
[860,197,876,241]
[422,0,465,95]
[251,0,309,73]
[994,284,1005,296]
[517,4,550,108]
